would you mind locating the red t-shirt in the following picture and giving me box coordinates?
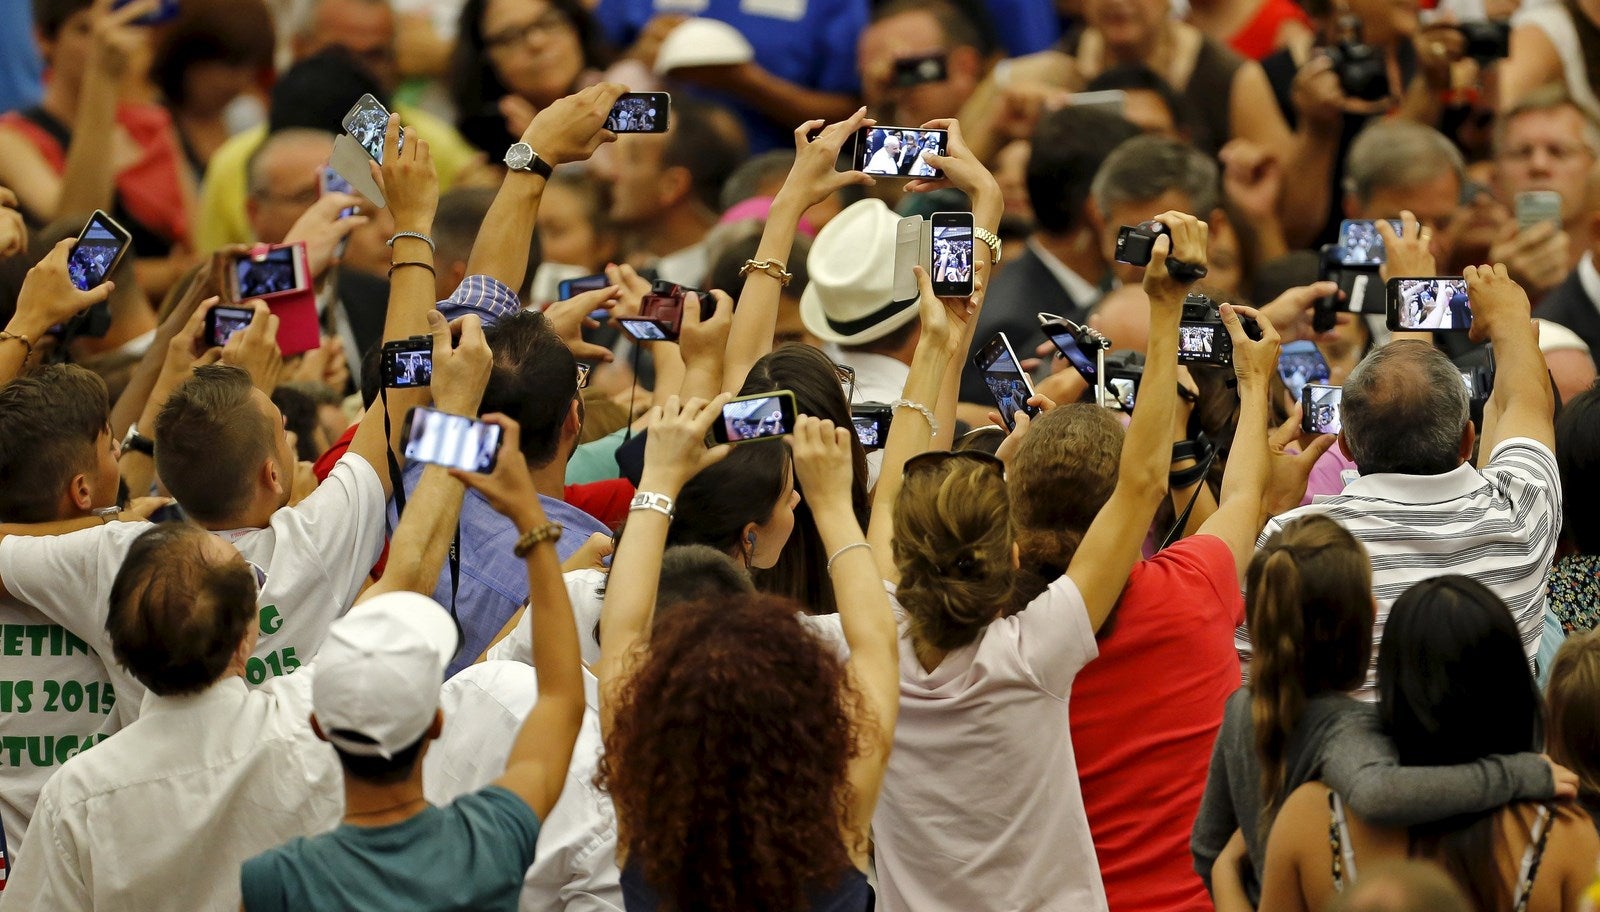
[1228,0,1312,61]
[1068,534,1244,912]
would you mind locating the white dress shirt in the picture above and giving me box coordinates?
[0,675,341,912]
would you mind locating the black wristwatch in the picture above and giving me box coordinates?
[121,424,155,457]
[504,142,554,179]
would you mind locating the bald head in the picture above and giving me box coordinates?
[1342,340,1472,476]
[247,129,336,244]
[1088,284,1151,354]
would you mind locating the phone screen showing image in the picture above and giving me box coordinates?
[1276,340,1331,402]
[857,126,946,179]
[342,94,401,163]
[974,334,1038,430]
[68,213,131,291]
[930,213,974,297]
[715,394,796,444]
[207,307,256,348]
[403,407,502,473]
[1044,326,1098,383]
[605,93,670,133]
[235,247,304,299]
[618,319,671,341]
[1302,384,1344,434]
[1334,219,1402,267]
[1390,277,1472,331]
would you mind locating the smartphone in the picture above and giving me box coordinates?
[231,245,310,299]
[1105,369,1140,414]
[605,92,670,133]
[851,126,947,179]
[892,52,948,88]
[559,273,609,300]
[1038,313,1102,385]
[1333,219,1402,268]
[341,93,401,164]
[1387,276,1472,331]
[1515,190,1562,231]
[1276,340,1331,402]
[113,0,179,25]
[930,212,975,297]
[67,210,133,291]
[1068,89,1127,115]
[972,333,1039,430]
[851,402,894,451]
[402,406,502,473]
[709,391,798,445]
[617,318,672,341]
[319,166,359,220]
[1301,384,1344,434]
[205,305,256,349]
[380,337,433,388]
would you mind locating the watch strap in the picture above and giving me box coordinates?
[122,425,155,457]
[973,226,1002,265]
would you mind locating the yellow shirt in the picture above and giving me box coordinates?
[194,104,478,253]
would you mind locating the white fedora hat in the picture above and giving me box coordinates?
[800,198,920,346]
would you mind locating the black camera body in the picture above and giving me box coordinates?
[1458,20,1510,61]
[1102,350,1145,414]
[1177,292,1262,367]
[380,335,433,388]
[1327,39,1388,101]
[1115,220,1208,282]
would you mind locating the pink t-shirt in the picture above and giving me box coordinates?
[1301,445,1359,504]
[873,575,1105,912]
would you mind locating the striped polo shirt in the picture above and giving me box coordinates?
[1239,438,1561,700]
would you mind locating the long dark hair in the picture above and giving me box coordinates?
[1378,575,1544,911]
[740,344,870,614]
[448,0,612,157]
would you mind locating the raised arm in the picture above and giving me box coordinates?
[723,110,873,392]
[1067,212,1204,631]
[440,416,584,820]
[1467,264,1555,458]
[1,240,114,385]
[56,0,150,220]
[596,394,732,733]
[464,83,625,293]
[1195,303,1280,582]
[676,291,734,401]
[866,268,975,583]
[788,416,897,863]
[360,311,492,600]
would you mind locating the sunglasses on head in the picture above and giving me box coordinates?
[903,449,1006,479]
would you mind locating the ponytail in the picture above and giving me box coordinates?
[1248,548,1308,828]
[893,461,1014,651]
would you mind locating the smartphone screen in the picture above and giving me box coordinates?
[68,211,133,291]
[856,126,946,179]
[973,333,1038,430]
[319,167,359,220]
[1276,340,1331,401]
[1106,374,1139,413]
[559,274,609,300]
[1042,322,1098,384]
[1334,219,1402,267]
[1301,384,1344,434]
[605,93,670,133]
[383,343,433,388]
[1388,277,1472,331]
[235,246,305,298]
[342,93,400,164]
[403,407,502,473]
[618,318,671,341]
[930,212,975,297]
[711,392,797,444]
[850,405,893,450]
[1515,191,1562,231]
[207,306,256,348]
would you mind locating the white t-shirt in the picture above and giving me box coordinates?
[0,599,128,866]
[0,454,388,713]
[872,575,1105,912]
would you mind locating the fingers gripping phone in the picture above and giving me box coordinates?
[972,333,1039,430]
[206,305,257,349]
[605,93,670,133]
[1038,312,1108,388]
[1301,384,1344,434]
[846,126,947,179]
[402,407,502,473]
[709,391,798,445]
[68,210,133,292]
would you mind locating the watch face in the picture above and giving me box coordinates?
[505,143,533,171]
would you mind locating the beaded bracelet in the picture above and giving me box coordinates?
[891,398,938,438]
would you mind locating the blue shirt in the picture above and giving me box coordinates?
[984,0,1061,56]
[396,462,608,676]
[593,0,867,152]
[0,0,41,115]
[241,786,540,912]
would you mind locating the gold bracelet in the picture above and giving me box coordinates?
[0,331,35,364]
[513,521,564,558]
[739,258,792,287]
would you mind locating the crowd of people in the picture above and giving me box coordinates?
[2,0,1600,909]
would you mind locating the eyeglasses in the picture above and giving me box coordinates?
[484,9,573,51]
[1502,142,1596,164]
[576,363,591,390]
[903,449,1006,479]
[834,362,857,402]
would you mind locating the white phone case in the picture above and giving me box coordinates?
[893,215,930,304]
[329,134,387,209]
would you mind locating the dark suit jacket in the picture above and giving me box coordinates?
[1534,269,1600,357]
[958,245,1092,404]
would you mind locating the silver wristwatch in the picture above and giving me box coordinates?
[503,142,554,179]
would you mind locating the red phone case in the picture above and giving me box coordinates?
[237,242,319,357]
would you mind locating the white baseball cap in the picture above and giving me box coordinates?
[311,592,461,759]
[654,18,755,75]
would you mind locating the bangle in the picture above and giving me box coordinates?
[0,331,34,364]
[387,231,435,252]
[891,398,938,438]
[389,261,437,278]
[513,521,564,558]
[629,491,675,519]
[826,541,872,574]
[738,258,793,287]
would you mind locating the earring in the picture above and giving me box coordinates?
[744,530,757,567]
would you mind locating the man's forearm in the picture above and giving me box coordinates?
[1221,377,1271,506]
[57,72,119,219]
[369,465,466,597]
[1278,132,1337,249]
[1482,321,1554,449]
[720,65,859,127]
[465,173,544,294]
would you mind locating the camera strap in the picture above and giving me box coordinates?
[1160,434,1217,551]
[380,385,461,620]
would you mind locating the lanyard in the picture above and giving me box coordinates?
[382,386,462,620]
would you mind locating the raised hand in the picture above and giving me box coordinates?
[778,108,876,211]
[1221,302,1280,387]
[602,261,652,319]
[543,284,620,362]
[1488,220,1569,298]
[1258,281,1344,343]
[637,393,733,494]
[1218,139,1281,230]
[450,414,543,517]
[427,310,494,416]
[523,82,628,167]
[220,300,284,393]
[1377,210,1436,282]
[9,238,117,338]
[1260,406,1338,518]
[1464,262,1533,345]
[788,416,856,513]
[991,394,1057,467]
[377,114,437,235]
[283,191,369,278]
[903,119,1002,213]
[1143,211,1210,307]
[912,264,981,359]
[678,290,733,368]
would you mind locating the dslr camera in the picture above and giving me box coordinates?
[1325,17,1388,102]
[1115,220,1207,282]
[1457,20,1510,61]
[1177,292,1262,367]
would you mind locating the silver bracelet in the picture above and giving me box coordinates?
[891,398,938,438]
[628,491,675,519]
[387,231,435,253]
[826,541,872,574]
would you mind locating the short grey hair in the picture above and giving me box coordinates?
[720,150,797,211]
[1341,341,1469,476]
[1494,83,1600,158]
[1344,121,1466,203]
[245,128,336,199]
[1090,135,1220,218]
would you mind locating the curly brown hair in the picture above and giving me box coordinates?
[598,595,863,912]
